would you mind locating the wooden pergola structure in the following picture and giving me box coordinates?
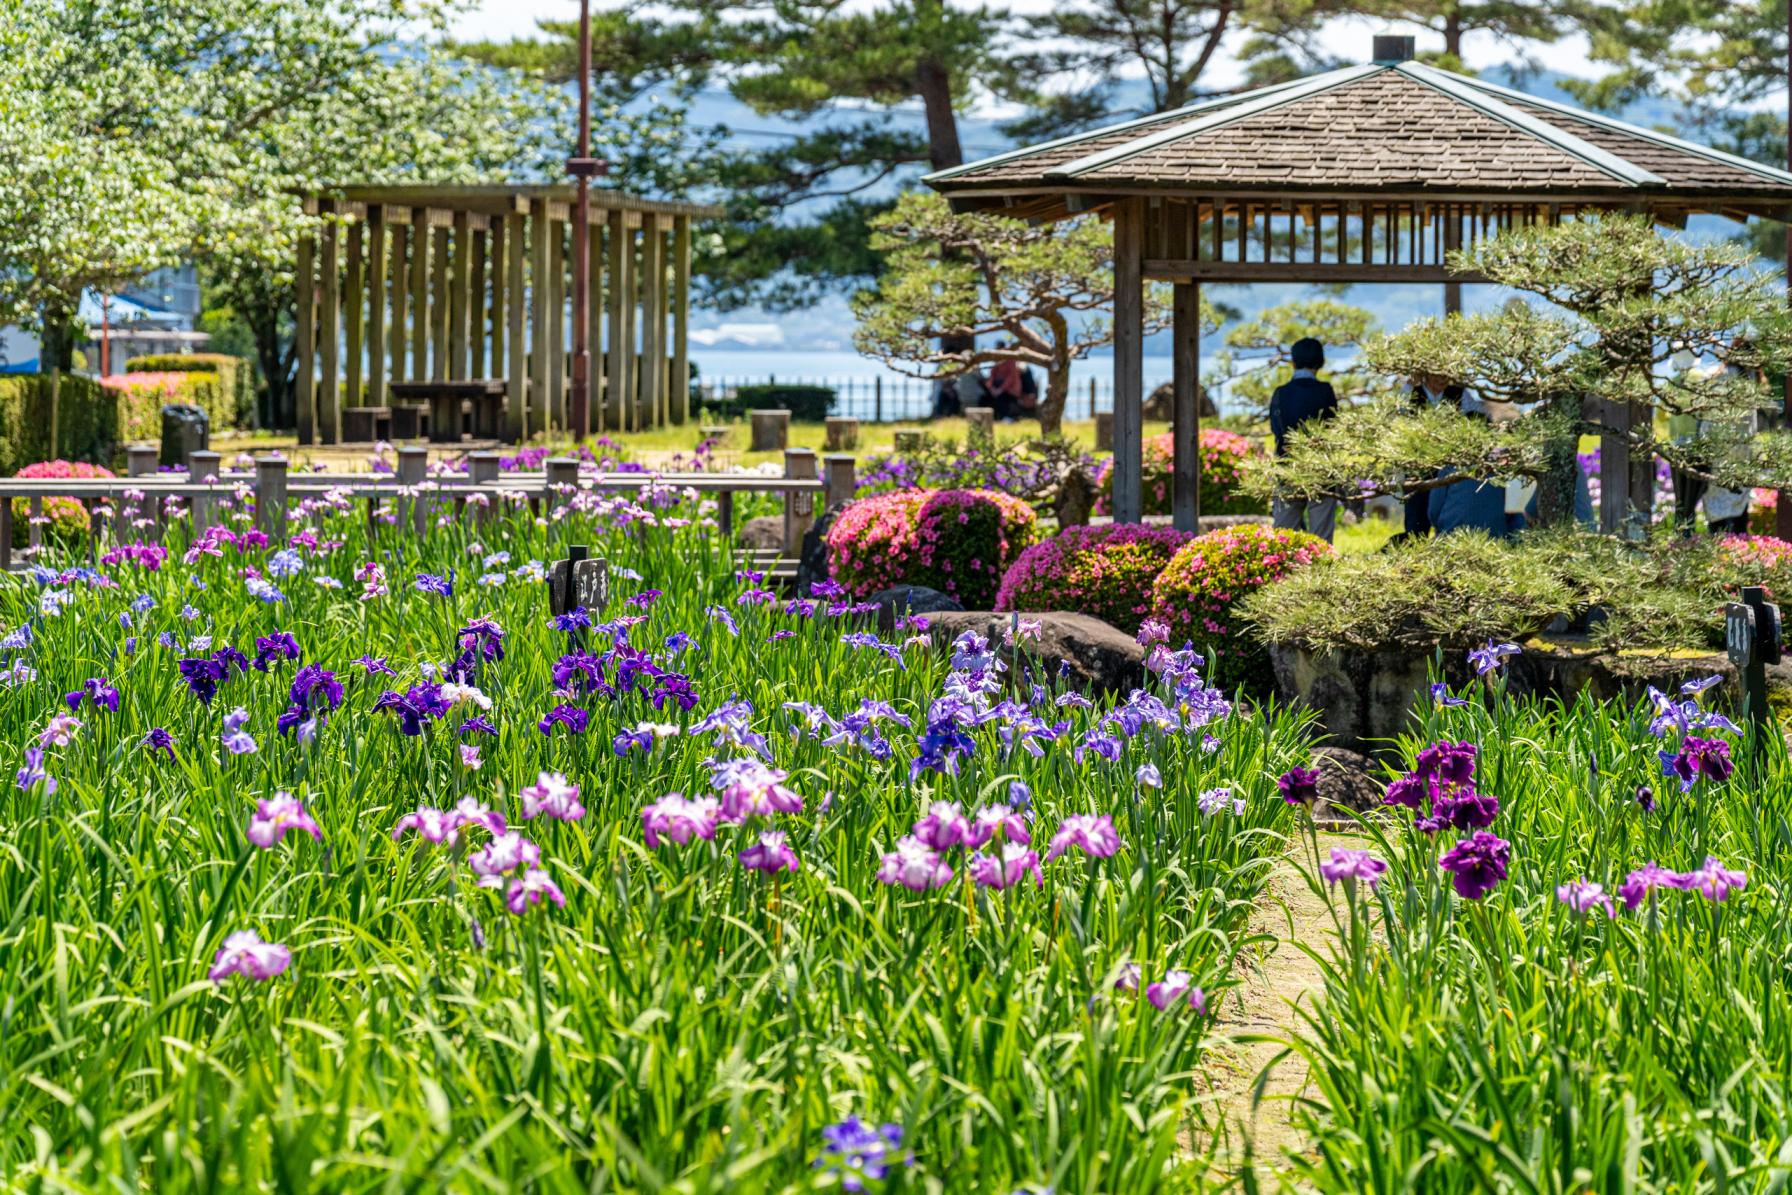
[294,185,724,445]
[927,45,1792,533]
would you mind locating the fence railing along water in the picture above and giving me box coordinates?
[696,376,1132,423]
[0,445,849,572]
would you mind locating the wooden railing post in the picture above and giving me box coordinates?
[190,450,221,534]
[545,457,580,511]
[783,448,817,554]
[397,445,428,535]
[256,456,288,542]
[127,444,157,478]
[824,453,857,511]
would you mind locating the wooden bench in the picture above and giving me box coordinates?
[390,380,507,443]
[342,406,392,443]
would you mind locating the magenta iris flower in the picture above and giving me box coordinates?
[1659,736,1733,792]
[913,800,978,850]
[247,793,321,849]
[1438,831,1511,900]
[739,830,800,874]
[469,831,541,883]
[970,843,1042,889]
[642,793,721,848]
[392,806,458,845]
[1114,963,1142,992]
[1617,861,1683,910]
[1044,814,1120,861]
[519,771,585,822]
[1555,877,1615,917]
[1415,740,1477,787]
[1681,856,1748,903]
[505,868,566,916]
[711,759,803,820]
[973,803,1031,846]
[1319,848,1387,888]
[1145,970,1192,1010]
[876,836,954,890]
[39,712,82,747]
[1277,767,1319,807]
[208,929,292,983]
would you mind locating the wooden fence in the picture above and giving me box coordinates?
[0,445,855,573]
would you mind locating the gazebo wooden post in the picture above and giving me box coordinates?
[409,209,429,383]
[548,217,566,432]
[344,219,364,410]
[388,218,408,386]
[319,202,341,445]
[606,209,628,433]
[450,210,471,380]
[1172,279,1201,530]
[431,223,450,382]
[673,214,691,425]
[640,212,664,429]
[294,223,316,445]
[1111,197,1145,524]
[489,219,506,384]
[470,224,487,378]
[529,198,551,439]
[504,207,527,444]
[368,206,387,409]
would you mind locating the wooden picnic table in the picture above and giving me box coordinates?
[390,380,508,443]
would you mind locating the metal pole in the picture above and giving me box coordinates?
[567,0,606,444]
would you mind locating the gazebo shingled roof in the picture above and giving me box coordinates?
[924,52,1792,535]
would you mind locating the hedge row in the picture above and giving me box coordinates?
[124,352,252,429]
[702,384,835,422]
[0,373,116,474]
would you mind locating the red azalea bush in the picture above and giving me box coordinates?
[11,459,116,548]
[1150,524,1334,690]
[995,523,1197,634]
[1097,428,1266,517]
[827,488,1038,607]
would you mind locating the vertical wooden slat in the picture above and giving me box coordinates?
[529,199,551,440]
[1172,281,1201,531]
[450,211,471,380]
[410,210,429,382]
[295,229,316,444]
[548,219,566,432]
[598,218,612,435]
[671,214,690,426]
[505,210,527,444]
[609,210,630,435]
[345,220,364,410]
[640,213,663,429]
[490,221,507,383]
[319,204,341,445]
[470,227,487,379]
[1112,197,1144,525]
[368,207,387,408]
[431,225,450,381]
[389,223,408,386]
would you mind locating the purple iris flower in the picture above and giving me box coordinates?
[1277,767,1320,807]
[1438,830,1511,900]
[374,684,450,736]
[65,676,120,713]
[353,654,397,677]
[414,571,455,597]
[16,747,54,793]
[290,664,344,713]
[459,715,497,737]
[705,605,739,636]
[1617,861,1685,910]
[252,632,302,671]
[1414,740,1477,787]
[813,1117,907,1192]
[457,618,506,663]
[1658,736,1734,792]
[1430,682,1469,707]
[1415,786,1500,833]
[614,728,654,756]
[1467,640,1521,675]
[841,632,905,667]
[140,727,176,759]
[178,656,231,704]
[538,704,591,735]
[551,607,592,633]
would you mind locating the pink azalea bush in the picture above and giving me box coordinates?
[827,488,1037,607]
[1097,429,1266,518]
[995,523,1196,634]
[1150,524,1334,690]
[12,460,116,547]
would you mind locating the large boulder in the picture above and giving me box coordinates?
[1142,382,1219,421]
[925,611,1145,695]
[737,515,784,552]
[794,506,839,595]
[871,585,964,633]
[1310,746,1384,814]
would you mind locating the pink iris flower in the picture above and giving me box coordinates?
[392,805,456,845]
[1318,848,1388,889]
[739,830,800,874]
[642,793,721,848]
[876,836,954,890]
[913,800,980,850]
[469,831,541,881]
[973,803,1030,846]
[520,771,585,822]
[247,792,321,849]
[1044,814,1121,862]
[208,929,292,983]
[970,843,1042,889]
[506,868,566,915]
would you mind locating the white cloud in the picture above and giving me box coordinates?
[688,322,788,347]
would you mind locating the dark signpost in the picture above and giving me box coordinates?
[547,544,610,649]
[1726,584,1781,748]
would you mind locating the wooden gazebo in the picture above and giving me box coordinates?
[926,42,1792,533]
[294,185,724,445]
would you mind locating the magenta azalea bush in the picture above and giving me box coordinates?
[1150,524,1333,690]
[1097,429,1266,518]
[995,523,1196,634]
[12,460,115,548]
[827,488,1037,607]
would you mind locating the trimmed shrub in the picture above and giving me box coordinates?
[996,523,1197,634]
[11,459,116,548]
[827,488,1038,607]
[1098,428,1267,517]
[0,373,116,473]
[1151,523,1335,691]
[705,384,835,423]
[125,352,252,428]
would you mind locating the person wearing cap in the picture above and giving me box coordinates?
[1268,337,1340,542]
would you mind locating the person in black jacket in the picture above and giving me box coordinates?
[1268,337,1340,542]
[1398,372,1486,539]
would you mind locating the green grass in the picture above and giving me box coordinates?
[0,489,1310,1191]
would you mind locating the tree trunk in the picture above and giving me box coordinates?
[1532,395,1582,527]
[1444,13,1463,60]
[1038,361,1070,437]
[916,48,973,357]
[252,309,290,431]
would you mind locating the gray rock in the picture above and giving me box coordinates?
[1310,746,1385,814]
[1142,382,1219,421]
[794,506,839,595]
[871,585,964,633]
[925,611,1145,695]
[737,515,784,552]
